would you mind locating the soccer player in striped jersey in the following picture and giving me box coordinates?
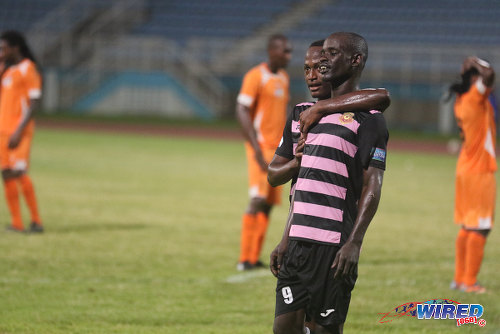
[271,33,389,334]
[0,31,43,233]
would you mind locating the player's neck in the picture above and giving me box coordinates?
[267,62,280,74]
[331,80,360,97]
[11,54,24,65]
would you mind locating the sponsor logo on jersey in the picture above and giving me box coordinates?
[372,148,386,163]
[339,112,355,124]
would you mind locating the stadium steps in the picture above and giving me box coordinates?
[212,0,332,74]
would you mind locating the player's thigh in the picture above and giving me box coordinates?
[0,134,10,170]
[456,173,495,229]
[13,132,33,171]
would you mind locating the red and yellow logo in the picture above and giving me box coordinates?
[339,112,354,124]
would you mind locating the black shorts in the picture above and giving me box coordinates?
[275,240,357,328]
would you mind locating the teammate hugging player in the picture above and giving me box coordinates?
[270,32,389,334]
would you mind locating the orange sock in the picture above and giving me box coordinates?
[454,228,469,284]
[239,213,257,263]
[4,178,23,229]
[249,212,269,264]
[19,174,41,224]
[463,231,487,286]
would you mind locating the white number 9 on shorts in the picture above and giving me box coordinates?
[282,286,294,304]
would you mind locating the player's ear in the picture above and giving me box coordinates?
[351,53,362,68]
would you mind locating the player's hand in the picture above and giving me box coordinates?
[294,134,306,162]
[254,149,268,172]
[331,241,360,280]
[461,56,476,74]
[299,103,323,134]
[8,132,21,149]
[270,240,288,277]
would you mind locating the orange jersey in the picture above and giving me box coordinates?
[0,59,41,135]
[454,81,497,174]
[237,62,289,150]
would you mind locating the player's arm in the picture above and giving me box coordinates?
[332,166,384,279]
[462,57,495,87]
[9,97,40,149]
[270,190,297,277]
[300,88,390,133]
[268,134,305,187]
[236,102,267,171]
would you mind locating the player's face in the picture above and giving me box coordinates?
[318,36,353,85]
[304,46,331,100]
[0,40,15,63]
[270,39,292,69]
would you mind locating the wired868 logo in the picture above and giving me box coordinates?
[378,299,486,327]
[417,302,486,327]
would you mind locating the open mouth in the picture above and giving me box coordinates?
[308,84,321,92]
[319,63,329,74]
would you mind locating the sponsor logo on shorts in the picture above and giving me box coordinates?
[320,309,335,317]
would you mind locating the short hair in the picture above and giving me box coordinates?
[329,32,368,67]
[267,34,287,50]
[309,40,325,48]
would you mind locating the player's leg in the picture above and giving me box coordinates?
[251,147,283,265]
[14,132,42,232]
[451,227,468,288]
[274,240,311,334]
[274,310,309,334]
[0,135,24,231]
[2,169,24,231]
[314,323,343,334]
[460,173,494,293]
[310,245,356,334]
[238,144,269,269]
[463,229,488,293]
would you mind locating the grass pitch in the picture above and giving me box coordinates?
[0,128,498,334]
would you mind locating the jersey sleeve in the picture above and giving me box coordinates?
[237,68,260,108]
[24,62,42,99]
[467,79,492,104]
[357,113,389,170]
[274,107,295,160]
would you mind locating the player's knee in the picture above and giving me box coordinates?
[315,322,343,334]
[273,314,305,334]
[247,197,268,214]
[2,169,22,180]
[273,321,302,334]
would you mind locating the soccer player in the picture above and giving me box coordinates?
[450,56,496,294]
[271,32,389,334]
[0,31,43,233]
[236,34,292,270]
[268,40,390,193]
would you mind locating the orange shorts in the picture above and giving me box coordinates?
[245,142,282,205]
[0,130,33,171]
[455,172,496,230]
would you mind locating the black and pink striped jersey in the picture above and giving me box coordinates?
[275,101,388,246]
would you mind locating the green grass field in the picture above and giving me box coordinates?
[0,128,499,334]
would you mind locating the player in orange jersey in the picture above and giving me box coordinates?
[0,31,43,233]
[449,56,496,293]
[236,34,292,270]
